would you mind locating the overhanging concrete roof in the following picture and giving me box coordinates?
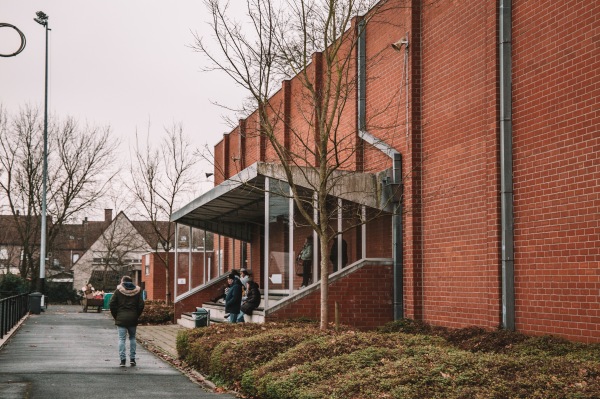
[171,164,266,241]
[171,162,384,242]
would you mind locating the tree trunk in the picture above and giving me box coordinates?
[319,234,330,329]
[165,265,172,305]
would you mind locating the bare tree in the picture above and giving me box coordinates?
[0,104,119,285]
[93,217,147,290]
[128,123,199,304]
[192,0,404,329]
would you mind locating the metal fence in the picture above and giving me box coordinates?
[0,293,29,339]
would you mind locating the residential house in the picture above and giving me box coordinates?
[0,210,112,278]
[72,211,174,293]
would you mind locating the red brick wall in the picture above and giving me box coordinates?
[228,126,242,177]
[204,0,599,343]
[214,138,226,185]
[412,0,501,330]
[511,0,600,342]
[144,252,215,302]
[242,110,261,168]
[266,263,394,329]
[142,253,175,301]
[288,58,319,167]
[363,2,412,174]
[264,87,286,163]
[174,279,226,320]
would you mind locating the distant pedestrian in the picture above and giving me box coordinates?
[225,273,243,323]
[109,275,145,367]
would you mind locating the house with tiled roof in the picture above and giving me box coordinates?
[0,214,28,275]
[0,209,113,278]
[72,211,174,292]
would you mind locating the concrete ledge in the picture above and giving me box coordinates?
[0,314,28,350]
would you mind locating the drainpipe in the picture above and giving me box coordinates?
[357,20,404,319]
[500,0,515,330]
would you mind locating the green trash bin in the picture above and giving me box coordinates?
[192,308,210,327]
[29,292,43,314]
[103,292,113,310]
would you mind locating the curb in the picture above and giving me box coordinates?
[0,313,29,351]
[136,336,219,392]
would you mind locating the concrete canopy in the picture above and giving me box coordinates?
[171,162,383,242]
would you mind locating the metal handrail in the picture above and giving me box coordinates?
[0,293,29,339]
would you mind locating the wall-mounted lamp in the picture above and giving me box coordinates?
[391,38,409,51]
[205,172,213,178]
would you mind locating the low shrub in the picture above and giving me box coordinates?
[211,326,320,388]
[138,300,174,324]
[174,319,600,399]
[45,282,78,304]
[182,322,274,372]
[0,273,29,297]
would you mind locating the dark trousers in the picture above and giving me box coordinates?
[302,260,312,286]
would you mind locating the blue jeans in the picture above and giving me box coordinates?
[228,313,240,323]
[236,312,246,323]
[117,326,137,361]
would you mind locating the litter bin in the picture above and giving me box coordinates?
[192,308,210,327]
[29,292,43,315]
[103,292,113,310]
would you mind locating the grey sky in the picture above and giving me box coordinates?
[1,1,244,162]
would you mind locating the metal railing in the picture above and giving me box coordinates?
[0,293,29,339]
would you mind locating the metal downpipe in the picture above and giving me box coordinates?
[357,20,404,319]
[500,0,515,330]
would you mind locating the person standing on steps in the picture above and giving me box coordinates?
[298,236,313,288]
[109,275,145,367]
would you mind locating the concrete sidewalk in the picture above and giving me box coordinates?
[0,305,235,399]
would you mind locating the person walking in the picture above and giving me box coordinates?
[109,275,145,367]
[225,273,243,323]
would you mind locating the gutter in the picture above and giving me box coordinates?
[357,19,404,319]
[499,0,515,330]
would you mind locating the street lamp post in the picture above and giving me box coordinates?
[34,11,49,293]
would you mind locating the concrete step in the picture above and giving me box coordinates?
[176,292,290,328]
[202,302,265,323]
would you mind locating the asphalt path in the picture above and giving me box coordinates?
[0,305,235,399]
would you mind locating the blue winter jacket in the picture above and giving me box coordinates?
[225,278,243,314]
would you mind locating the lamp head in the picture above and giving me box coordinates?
[34,11,48,26]
[391,38,409,51]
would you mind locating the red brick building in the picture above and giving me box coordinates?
[172,0,599,342]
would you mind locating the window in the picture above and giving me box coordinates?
[72,253,80,263]
[145,265,150,276]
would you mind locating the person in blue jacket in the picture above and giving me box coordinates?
[224,273,243,323]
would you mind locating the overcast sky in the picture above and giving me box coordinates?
[1,1,245,168]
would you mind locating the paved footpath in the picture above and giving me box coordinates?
[0,305,235,399]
